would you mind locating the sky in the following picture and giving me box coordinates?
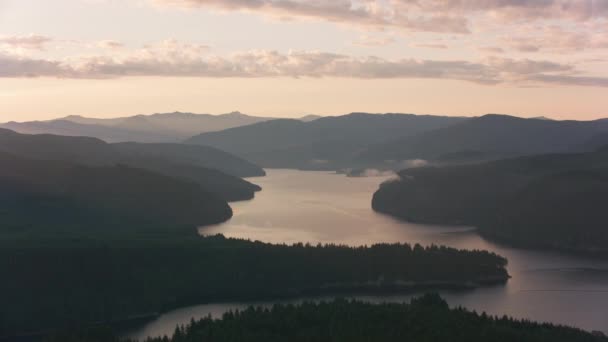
[0,0,607,121]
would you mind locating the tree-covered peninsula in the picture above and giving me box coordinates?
[47,294,606,342]
[372,148,608,254]
[0,234,508,337]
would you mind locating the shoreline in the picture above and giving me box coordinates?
[3,276,509,342]
[372,206,608,258]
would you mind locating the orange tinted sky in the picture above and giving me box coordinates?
[1,0,607,121]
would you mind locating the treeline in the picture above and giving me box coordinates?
[372,148,608,254]
[46,294,607,342]
[0,234,507,336]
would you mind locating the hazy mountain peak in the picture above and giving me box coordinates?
[153,111,198,117]
[299,114,322,122]
[2,111,279,142]
[224,111,248,117]
[478,113,520,120]
[62,115,86,120]
[0,127,19,135]
[124,115,148,121]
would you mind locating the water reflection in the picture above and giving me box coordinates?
[127,169,608,340]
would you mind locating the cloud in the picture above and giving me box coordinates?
[151,0,608,34]
[402,0,608,21]
[67,49,497,82]
[97,40,125,49]
[0,40,605,88]
[153,0,471,33]
[479,46,505,54]
[0,53,66,77]
[0,34,53,50]
[414,43,448,49]
[484,56,571,75]
[529,74,608,87]
[359,169,396,177]
[401,159,428,168]
[500,25,608,53]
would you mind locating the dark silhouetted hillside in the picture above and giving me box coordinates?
[0,127,117,165]
[0,152,232,230]
[0,128,262,201]
[61,295,606,342]
[122,156,261,201]
[112,142,265,177]
[0,235,507,336]
[359,114,608,164]
[483,169,608,253]
[372,148,608,253]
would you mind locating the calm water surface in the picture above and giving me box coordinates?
[128,169,608,339]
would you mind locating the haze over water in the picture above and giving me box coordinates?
[129,169,608,339]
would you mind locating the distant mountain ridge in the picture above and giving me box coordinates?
[186,112,467,170]
[0,111,278,143]
[1,119,177,143]
[357,114,608,164]
[6,111,608,172]
[1,111,329,143]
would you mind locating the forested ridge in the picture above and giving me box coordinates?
[0,233,507,337]
[0,128,263,201]
[46,295,607,342]
[372,148,608,254]
[0,152,232,229]
[358,114,608,164]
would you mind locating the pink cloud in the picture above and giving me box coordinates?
[0,34,53,50]
[0,40,604,88]
[152,0,608,34]
[153,0,470,33]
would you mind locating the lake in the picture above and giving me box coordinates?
[127,169,608,339]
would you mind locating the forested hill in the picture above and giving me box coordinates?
[0,235,508,336]
[112,142,265,178]
[0,152,232,230]
[0,128,263,201]
[49,295,606,342]
[372,148,608,254]
[358,114,608,164]
[185,113,465,169]
[185,113,608,171]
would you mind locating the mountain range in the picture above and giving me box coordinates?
[1,111,296,143]
[0,128,263,201]
[357,114,608,164]
[186,113,466,169]
[6,111,608,173]
[186,112,608,170]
